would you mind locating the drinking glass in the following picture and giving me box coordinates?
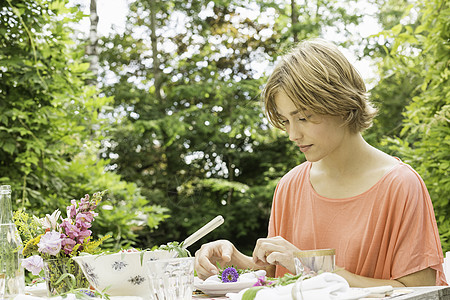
[294,248,335,276]
[146,257,195,300]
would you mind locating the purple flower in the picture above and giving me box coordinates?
[37,231,62,256]
[61,237,77,254]
[22,255,44,275]
[221,267,239,283]
[67,201,77,219]
[61,222,80,240]
[79,194,91,211]
[77,229,92,244]
[253,275,274,287]
[75,213,93,229]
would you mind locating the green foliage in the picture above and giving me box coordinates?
[0,0,169,250]
[374,0,450,249]
[95,0,364,254]
[155,241,190,258]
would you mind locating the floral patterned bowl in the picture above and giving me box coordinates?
[73,249,177,297]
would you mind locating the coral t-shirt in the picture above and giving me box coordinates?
[268,161,446,285]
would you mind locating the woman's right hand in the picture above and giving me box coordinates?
[194,239,235,280]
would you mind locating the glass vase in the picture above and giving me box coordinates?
[43,257,90,296]
[0,185,25,299]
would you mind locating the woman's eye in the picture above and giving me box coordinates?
[298,115,311,122]
[280,120,289,125]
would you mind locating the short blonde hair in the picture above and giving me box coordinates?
[263,38,377,133]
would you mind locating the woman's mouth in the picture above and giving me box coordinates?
[298,144,312,153]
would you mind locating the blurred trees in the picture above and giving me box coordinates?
[363,0,420,150]
[372,0,450,249]
[97,0,364,253]
[1,0,448,255]
[0,0,169,250]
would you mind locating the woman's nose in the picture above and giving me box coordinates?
[288,123,303,141]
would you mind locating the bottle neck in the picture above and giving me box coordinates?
[0,191,13,223]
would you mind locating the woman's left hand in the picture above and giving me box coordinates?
[252,236,300,273]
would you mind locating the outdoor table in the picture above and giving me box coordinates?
[22,283,450,299]
[192,286,450,300]
[392,286,450,300]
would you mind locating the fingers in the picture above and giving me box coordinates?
[252,236,299,273]
[252,236,284,264]
[194,240,233,280]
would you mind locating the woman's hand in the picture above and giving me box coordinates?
[252,236,300,273]
[194,240,235,280]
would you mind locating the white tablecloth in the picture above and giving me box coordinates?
[16,283,143,300]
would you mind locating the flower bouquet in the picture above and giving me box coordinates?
[13,190,110,296]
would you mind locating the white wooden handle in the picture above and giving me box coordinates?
[181,215,224,249]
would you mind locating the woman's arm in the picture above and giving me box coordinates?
[336,267,436,287]
[253,236,437,287]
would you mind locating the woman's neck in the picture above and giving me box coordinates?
[313,133,375,178]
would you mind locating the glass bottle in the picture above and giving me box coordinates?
[0,185,25,298]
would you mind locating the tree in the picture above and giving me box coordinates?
[96,0,365,253]
[0,0,169,249]
[363,0,420,150]
[86,0,100,85]
[373,0,449,250]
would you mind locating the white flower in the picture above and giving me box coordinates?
[37,230,62,256]
[22,255,44,275]
[33,209,61,231]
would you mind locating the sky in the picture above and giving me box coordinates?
[70,0,381,87]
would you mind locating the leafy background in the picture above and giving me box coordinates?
[1,0,448,257]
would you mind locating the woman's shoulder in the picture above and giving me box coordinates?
[379,160,428,197]
[367,150,423,187]
[384,160,424,182]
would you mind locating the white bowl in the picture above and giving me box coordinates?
[73,250,177,297]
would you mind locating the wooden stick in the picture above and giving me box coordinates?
[181,215,224,249]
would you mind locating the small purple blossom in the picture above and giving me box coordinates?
[67,200,77,219]
[221,267,239,283]
[37,231,62,256]
[253,275,274,287]
[60,221,80,240]
[79,194,91,211]
[81,289,95,297]
[61,237,77,254]
[75,213,93,229]
[22,255,44,275]
[77,229,92,244]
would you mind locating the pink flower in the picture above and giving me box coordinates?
[37,231,62,256]
[75,213,93,229]
[77,229,92,244]
[61,237,77,254]
[79,195,91,211]
[22,255,44,275]
[253,275,274,287]
[60,220,80,240]
[67,201,77,219]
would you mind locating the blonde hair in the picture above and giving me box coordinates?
[263,38,377,133]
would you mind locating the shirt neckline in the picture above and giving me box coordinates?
[305,159,403,201]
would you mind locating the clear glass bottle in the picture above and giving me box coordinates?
[0,185,25,298]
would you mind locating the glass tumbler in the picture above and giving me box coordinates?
[146,257,195,300]
[294,248,335,276]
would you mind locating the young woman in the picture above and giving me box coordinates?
[194,38,446,287]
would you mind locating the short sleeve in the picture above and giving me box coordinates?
[267,183,282,238]
[389,166,445,284]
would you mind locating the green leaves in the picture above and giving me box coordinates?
[242,286,265,300]
[1,0,170,254]
[372,0,450,250]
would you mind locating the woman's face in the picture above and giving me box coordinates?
[274,91,350,162]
